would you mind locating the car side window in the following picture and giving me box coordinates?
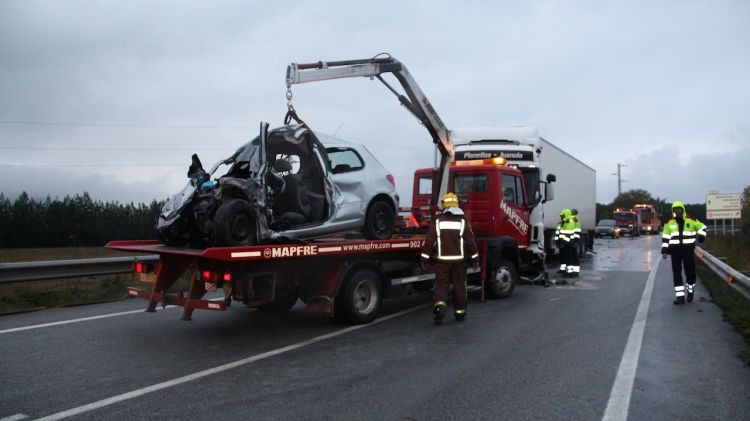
[327,148,364,174]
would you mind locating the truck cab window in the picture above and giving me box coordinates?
[454,174,488,194]
[501,174,517,204]
[418,177,432,195]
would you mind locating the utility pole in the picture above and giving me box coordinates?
[612,163,627,196]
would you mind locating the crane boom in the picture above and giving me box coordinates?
[286,55,453,205]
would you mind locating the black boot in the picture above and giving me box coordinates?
[433,306,446,325]
[687,291,694,303]
[455,310,466,322]
[673,296,685,305]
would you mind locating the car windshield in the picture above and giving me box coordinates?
[598,219,616,227]
[224,136,261,178]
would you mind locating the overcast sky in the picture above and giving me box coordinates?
[1,0,748,208]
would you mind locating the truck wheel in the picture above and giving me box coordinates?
[214,199,257,246]
[362,200,395,240]
[486,257,516,299]
[335,268,382,324]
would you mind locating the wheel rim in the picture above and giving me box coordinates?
[373,209,388,234]
[494,267,512,291]
[231,213,251,241]
[353,279,377,314]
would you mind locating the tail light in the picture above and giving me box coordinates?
[386,174,395,188]
[199,269,232,285]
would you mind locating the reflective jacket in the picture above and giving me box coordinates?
[557,209,579,244]
[661,203,706,254]
[421,207,479,263]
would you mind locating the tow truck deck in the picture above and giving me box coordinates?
[107,235,494,323]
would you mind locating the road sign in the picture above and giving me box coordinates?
[707,210,741,220]
[706,193,741,212]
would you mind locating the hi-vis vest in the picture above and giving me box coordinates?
[421,213,479,263]
[661,217,706,253]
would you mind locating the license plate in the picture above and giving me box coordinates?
[137,272,157,283]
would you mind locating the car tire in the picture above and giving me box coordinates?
[362,200,395,240]
[334,268,382,324]
[214,199,257,246]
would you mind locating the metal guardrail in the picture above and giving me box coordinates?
[0,255,159,284]
[695,246,750,300]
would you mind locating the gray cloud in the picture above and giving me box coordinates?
[1,0,749,206]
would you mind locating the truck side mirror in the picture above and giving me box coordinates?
[544,182,555,202]
[546,173,556,183]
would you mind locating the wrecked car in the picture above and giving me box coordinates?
[156,122,399,247]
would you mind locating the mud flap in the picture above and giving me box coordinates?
[306,295,334,318]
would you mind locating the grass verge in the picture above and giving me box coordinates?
[696,261,750,366]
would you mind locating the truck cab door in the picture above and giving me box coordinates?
[499,172,531,247]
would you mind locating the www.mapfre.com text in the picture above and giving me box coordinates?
[342,242,393,252]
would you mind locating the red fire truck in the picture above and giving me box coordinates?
[613,208,641,237]
[633,203,660,234]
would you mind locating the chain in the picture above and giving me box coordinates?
[286,82,295,112]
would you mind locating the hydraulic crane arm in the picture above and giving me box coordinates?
[286,54,453,205]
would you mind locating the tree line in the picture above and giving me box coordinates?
[0,192,160,248]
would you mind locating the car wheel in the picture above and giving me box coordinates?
[214,199,257,246]
[362,200,395,240]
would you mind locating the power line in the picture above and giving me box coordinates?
[0,120,255,129]
[0,164,184,168]
[0,146,226,151]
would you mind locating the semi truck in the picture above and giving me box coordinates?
[448,127,596,259]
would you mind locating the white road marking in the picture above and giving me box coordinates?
[0,298,224,335]
[0,414,29,421]
[0,309,167,335]
[602,258,660,421]
[33,302,429,421]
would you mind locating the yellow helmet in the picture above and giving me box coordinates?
[441,192,459,208]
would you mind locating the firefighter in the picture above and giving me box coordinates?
[661,201,706,304]
[557,209,578,279]
[554,216,565,274]
[570,208,582,277]
[420,193,479,324]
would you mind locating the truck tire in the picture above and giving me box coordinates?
[335,268,382,324]
[362,200,395,240]
[214,199,257,246]
[486,256,517,299]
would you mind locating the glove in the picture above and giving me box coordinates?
[662,253,668,259]
[472,261,480,270]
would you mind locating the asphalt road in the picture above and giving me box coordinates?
[1,235,749,420]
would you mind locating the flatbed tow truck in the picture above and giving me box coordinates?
[107,54,525,323]
[107,234,506,324]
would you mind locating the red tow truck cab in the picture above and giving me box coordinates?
[411,163,531,248]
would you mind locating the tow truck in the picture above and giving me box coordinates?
[107,54,531,323]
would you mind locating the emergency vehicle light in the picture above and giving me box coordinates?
[451,157,507,167]
[134,261,144,273]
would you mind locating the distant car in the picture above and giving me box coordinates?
[595,219,620,238]
[156,123,399,247]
